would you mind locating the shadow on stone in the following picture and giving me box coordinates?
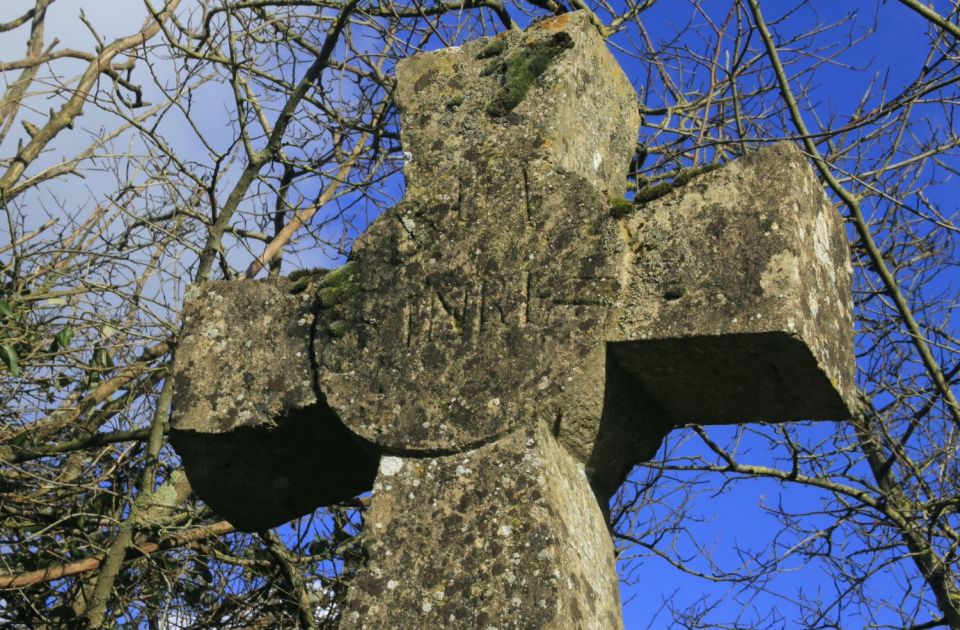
[170,402,377,532]
[609,331,852,425]
[584,350,672,514]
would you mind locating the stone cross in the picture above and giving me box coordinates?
[169,12,855,628]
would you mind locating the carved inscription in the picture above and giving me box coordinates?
[314,167,624,451]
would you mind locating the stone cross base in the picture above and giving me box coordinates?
[340,423,622,628]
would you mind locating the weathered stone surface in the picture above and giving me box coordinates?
[318,172,626,454]
[169,277,377,531]
[340,421,623,629]
[316,11,640,454]
[613,142,856,423]
[396,12,639,202]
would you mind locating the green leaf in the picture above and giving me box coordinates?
[0,344,20,376]
[0,300,12,320]
[92,347,113,369]
[11,432,29,448]
[51,327,73,351]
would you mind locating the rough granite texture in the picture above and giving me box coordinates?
[167,12,857,627]
[339,422,623,629]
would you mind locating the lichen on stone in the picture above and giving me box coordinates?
[484,32,575,118]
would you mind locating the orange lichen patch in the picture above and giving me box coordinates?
[533,14,572,31]
[539,139,553,149]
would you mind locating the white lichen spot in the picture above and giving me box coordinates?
[808,294,819,318]
[511,596,522,607]
[813,211,836,283]
[592,150,602,172]
[379,456,403,477]
[455,464,472,476]
[422,600,432,613]
[202,325,220,339]
[759,251,800,296]
[386,579,398,590]
[486,397,501,411]
[348,611,360,622]
[498,524,513,537]
[433,590,445,601]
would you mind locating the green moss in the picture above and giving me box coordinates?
[476,37,507,60]
[287,267,330,294]
[316,261,360,308]
[318,261,357,289]
[485,32,574,118]
[632,164,723,206]
[328,320,349,338]
[446,95,464,111]
[632,182,674,205]
[672,162,720,187]
[608,197,635,219]
[288,266,330,281]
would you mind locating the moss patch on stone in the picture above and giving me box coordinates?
[476,37,507,60]
[608,197,635,219]
[328,320,349,337]
[287,267,330,294]
[316,261,360,308]
[633,163,723,206]
[484,32,574,118]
